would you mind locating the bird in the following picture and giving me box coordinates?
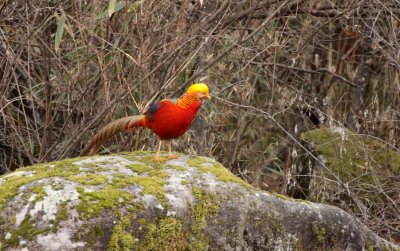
[81,83,211,160]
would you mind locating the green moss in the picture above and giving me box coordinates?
[190,187,220,250]
[112,171,168,207]
[31,185,46,203]
[366,241,374,251]
[5,215,48,248]
[267,212,284,237]
[383,243,390,251]
[168,165,187,172]
[84,163,110,173]
[139,217,189,250]
[121,152,171,165]
[271,192,293,201]
[0,216,5,243]
[108,217,136,251]
[311,222,326,243]
[303,128,400,177]
[120,150,154,158]
[62,153,169,221]
[76,185,135,219]
[67,173,108,185]
[82,162,99,169]
[0,152,172,249]
[295,198,311,204]
[147,169,169,179]
[0,151,246,250]
[303,129,360,180]
[51,182,65,191]
[254,219,262,228]
[127,163,148,174]
[142,155,168,164]
[87,224,104,249]
[0,216,5,227]
[0,174,36,213]
[52,201,68,233]
[181,180,189,186]
[296,238,304,251]
[0,158,80,212]
[303,128,400,207]
[188,157,252,189]
[72,223,105,247]
[250,209,283,238]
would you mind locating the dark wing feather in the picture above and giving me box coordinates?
[144,99,175,121]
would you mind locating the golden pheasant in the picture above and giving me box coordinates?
[81,83,210,160]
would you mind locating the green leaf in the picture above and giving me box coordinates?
[109,0,116,17]
[96,1,126,20]
[54,12,66,52]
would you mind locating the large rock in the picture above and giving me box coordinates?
[0,152,396,250]
[300,128,400,242]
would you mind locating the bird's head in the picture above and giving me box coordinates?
[187,83,211,101]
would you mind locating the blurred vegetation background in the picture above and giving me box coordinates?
[1,0,399,243]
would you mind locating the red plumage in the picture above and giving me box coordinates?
[136,99,202,140]
[81,83,210,160]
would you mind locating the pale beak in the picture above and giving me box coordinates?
[199,93,211,100]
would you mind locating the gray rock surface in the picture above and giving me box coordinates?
[0,152,396,250]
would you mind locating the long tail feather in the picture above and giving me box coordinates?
[81,115,145,156]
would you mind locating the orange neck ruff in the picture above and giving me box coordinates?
[144,92,203,140]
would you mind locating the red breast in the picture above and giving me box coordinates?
[149,100,202,140]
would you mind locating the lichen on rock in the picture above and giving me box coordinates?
[0,151,397,250]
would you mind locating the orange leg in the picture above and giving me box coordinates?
[168,141,178,159]
[154,140,164,161]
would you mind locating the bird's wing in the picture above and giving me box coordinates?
[144,99,177,121]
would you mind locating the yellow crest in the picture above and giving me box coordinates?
[187,83,209,95]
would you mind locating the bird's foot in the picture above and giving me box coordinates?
[154,155,165,161]
[168,154,179,160]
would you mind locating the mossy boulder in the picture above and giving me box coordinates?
[302,127,400,242]
[0,152,397,250]
[302,127,400,205]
